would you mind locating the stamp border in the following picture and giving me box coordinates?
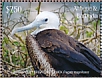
[100,2,102,72]
[0,0,101,2]
[0,0,101,77]
[0,2,2,77]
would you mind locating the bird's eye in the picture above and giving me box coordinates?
[44,18,48,22]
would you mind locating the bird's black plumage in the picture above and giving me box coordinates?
[26,29,101,77]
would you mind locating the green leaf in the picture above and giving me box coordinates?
[92,21,96,29]
[2,40,5,47]
[30,71,34,76]
[35,6,39,11]
[61,13,66,24]
[86,31,93,37]
[62,13,66,17]
[3,49,9,57]
[60,26,68,34]
[93,21,96,26]
[3,49,10,62]
[20,61,24,67]
[74,17,79,24]
[3,37,9,43]
[13,41,20,46]
[21,46,27,51]
[12,55,16,63]
[98,20,100,25]
[92,20,100,30]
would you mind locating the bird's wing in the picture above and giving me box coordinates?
[76,42,100,70]
[36,29,100,74]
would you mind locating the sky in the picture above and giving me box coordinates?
[2,2,101,24]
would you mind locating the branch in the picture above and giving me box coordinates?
[79,34,100,45]
[37,2,41,14]
[2,60,20,68]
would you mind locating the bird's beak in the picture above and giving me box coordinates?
[11,20,40,36]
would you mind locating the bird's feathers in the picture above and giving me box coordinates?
[26,29,101,76]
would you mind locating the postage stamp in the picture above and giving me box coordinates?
[1,1,102,77]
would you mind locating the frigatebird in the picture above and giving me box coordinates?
[11,11,101,77]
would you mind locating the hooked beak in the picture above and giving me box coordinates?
[11,20,40,36]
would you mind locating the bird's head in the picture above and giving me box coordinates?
[11,11,60,35]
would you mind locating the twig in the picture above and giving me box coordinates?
[12,66,33,74]
[79,34,100,44]
[2,60,20,68]
[14,34,25,44]
[37,2,41,14]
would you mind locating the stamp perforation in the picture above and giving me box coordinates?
[0,0,101,2]
[0,0,101,77]
[100,3,102,74]
[0,2,2,77]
